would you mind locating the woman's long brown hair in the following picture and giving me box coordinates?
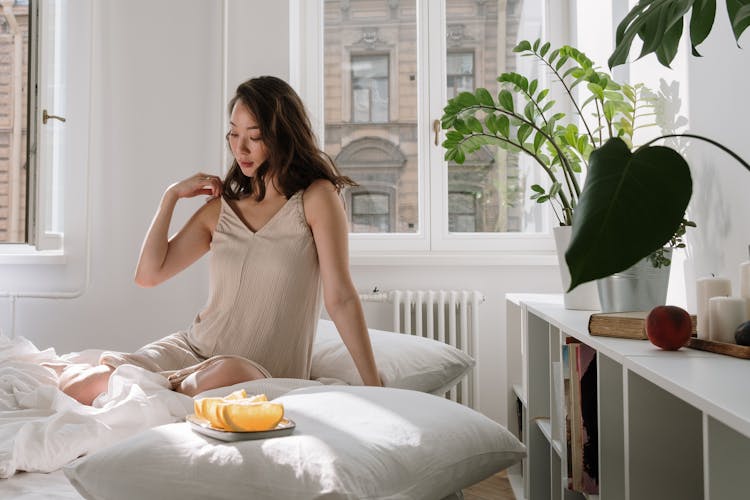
[223,76,355,200]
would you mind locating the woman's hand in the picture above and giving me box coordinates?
[167,173,223,201]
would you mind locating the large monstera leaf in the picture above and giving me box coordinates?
[565,137,693,290]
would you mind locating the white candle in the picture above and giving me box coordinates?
[708,297,748,344]
[740,261,750,317]
[696,277,732,340]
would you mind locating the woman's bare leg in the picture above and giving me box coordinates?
[59,364,115,406]
[176,358,267,397]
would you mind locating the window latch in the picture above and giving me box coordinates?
[433,119,440,146]
[42,109,66,124]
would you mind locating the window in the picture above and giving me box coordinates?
[446,51,474,99]
[351,54,389,123]
[300,0,554,253]
[0,0,30,243]
[448,191,477,232]
[351,191,391,232]
[0,0,93,271]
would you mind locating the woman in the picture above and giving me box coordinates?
[61,76,381,405]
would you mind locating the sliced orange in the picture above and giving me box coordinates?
[194,392,273,431]
[219,401,284,432]
[224,388,248,400]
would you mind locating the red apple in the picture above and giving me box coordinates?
[646,305,692,350]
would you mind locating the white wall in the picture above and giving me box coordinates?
[681,3,750,308]
[0,0,565,427]
[0,0,292,354]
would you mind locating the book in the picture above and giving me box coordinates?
[564,340,599,494]
[588,311,697,340]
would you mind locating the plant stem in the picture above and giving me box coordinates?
[460,131,573,223]
[640,134,750,173]
[472,104,581,202]
[534,53,597,145]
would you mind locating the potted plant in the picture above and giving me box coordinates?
[441,39,691,310]
[561,1,750,293]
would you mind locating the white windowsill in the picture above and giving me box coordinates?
[0,245,66,265]
[350,251,558,267]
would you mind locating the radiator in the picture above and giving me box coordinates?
[359,289,484,409]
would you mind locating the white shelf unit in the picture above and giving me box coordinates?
[506,293,750,500]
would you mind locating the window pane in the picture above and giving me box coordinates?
[447,52,474,99]
[0,1,30,242]
[352,192,390,233]
[446,0,546,233]
[324,0,417,233]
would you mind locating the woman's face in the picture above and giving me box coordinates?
[227,101,269,178]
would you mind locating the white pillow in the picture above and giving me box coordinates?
[64,386,525,500]
[312,319,474,395]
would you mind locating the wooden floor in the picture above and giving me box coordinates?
[462,471,516,500]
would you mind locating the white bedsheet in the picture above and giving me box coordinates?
[0,333,195,479]
[1,470,81,500]
[0,334,322,481]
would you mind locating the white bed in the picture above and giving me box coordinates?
[0,320,524,499]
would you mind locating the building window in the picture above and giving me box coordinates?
[448,191,478,232]
[351,54,389,123]
[351,191,391,233]
[0,0,31,243]
[446,51,474,99]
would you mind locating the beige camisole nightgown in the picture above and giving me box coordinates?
[100,190,323,384]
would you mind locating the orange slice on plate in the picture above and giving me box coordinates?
[194,392,275,431]
[219,401,284,432]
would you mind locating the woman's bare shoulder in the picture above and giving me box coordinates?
[195,196,222,233]
[302,179,341,224]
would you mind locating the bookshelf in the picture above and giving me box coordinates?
[506,293,750,500]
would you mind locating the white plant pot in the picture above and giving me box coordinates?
[553,226,601,311]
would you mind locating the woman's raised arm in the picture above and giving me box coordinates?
[134,173,222,288]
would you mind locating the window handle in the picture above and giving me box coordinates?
[42,109,66,124]
[433,119,440,146]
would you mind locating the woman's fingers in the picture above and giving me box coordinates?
[169,173,223,199]
[197,173,223,199]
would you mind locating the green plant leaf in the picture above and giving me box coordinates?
[517,124,533,144]
[466,116,484,133]
[603,101,616,122]
[453,118,470,135]
[475,87,495,107]
[537,89,550,102]
[530,184,545,193]
[497,115,510,137]
[498,90,515,112]
[727,0,750,43]
[565,137,692,290]
[540,41,551,57]
[513,40,532,52]
[524,102,536,121]
[485,115,498,135]
[456,91,478,107]
[533,39,541,51]
[690,0,716,55]
[533,131,546,153]
[655,15,684,67]
[609,0,694,68]
[528,79,538,97]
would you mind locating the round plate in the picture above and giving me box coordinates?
[186,414,296,442]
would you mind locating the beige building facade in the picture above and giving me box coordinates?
[0,0,28,243]
[323,0,524,234]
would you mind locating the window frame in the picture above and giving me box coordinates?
[0,0,92,276]
[293,0,562,258]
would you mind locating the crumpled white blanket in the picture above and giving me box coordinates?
[0,334,195,479]
[0,334,328,480]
